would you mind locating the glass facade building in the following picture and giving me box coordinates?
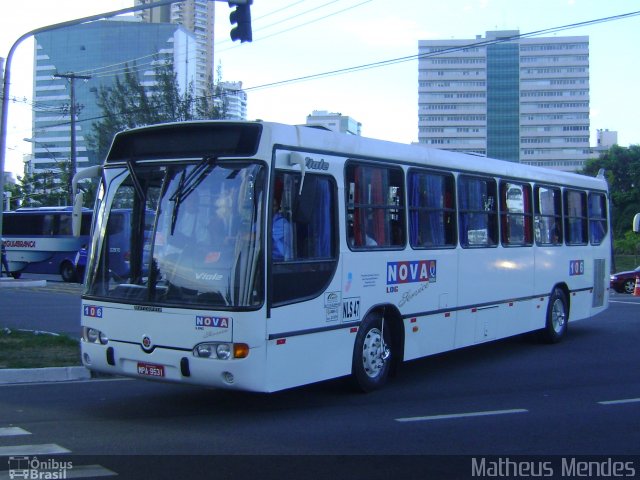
[418,30,591,171]
[30,19,195,175]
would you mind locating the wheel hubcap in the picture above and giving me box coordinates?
[362,327,387,378]
[551,299,566,333]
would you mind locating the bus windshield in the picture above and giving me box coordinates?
[85,160,266,309]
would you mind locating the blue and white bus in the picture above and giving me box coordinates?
[77,121,610,392]
[3,207,92,281]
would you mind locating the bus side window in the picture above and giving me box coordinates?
[272,171,337,306]
[408,170,456,248]
[42,214,55,236]
[588,192,607,245]
[458,175,498,247]
[346,163,405,249]
[534,185,563,246]
[564,189,588,245]
[59,214,73,236]
[500,181,533,247]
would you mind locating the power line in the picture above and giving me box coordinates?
[240,10,640,92]
[216,0,374,51]
[9,9,640,133]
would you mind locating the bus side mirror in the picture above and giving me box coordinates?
[633,213,640,233]
[72,192,84,237]
[71,165,103,237]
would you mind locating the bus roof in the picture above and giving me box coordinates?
[107,120,607,192]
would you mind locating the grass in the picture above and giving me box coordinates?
[614,255,640,273]
[0,328,81,369]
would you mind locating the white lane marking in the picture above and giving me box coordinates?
[395,408,528,422]
[609,300,640,305]
[598,397,640,406]
[0,427,30,436]
[0,443,71,455]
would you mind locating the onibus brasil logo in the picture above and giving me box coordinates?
[8,456,73,479]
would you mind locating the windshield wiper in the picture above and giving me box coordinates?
[169,157,217,234]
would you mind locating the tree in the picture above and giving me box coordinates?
[582,144,640,252]
[12,154,74,208]
[87,60,225,164]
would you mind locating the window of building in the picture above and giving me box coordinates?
[408,170,456,248]
[346,163,405,249]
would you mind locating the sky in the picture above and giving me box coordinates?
[2,0,640,178]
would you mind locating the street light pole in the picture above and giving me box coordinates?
[53,72,92,204]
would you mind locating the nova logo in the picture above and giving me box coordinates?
[196,316,230,328]
[387,260,436,285]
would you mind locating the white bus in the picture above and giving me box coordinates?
[78,121,610,392]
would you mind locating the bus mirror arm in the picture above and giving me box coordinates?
[288,152,306,195]
[71,166,103,237]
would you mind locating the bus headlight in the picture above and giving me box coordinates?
[216,344,232,360]
[83,327,109,345]
[193,342,249,360]
[194,344,214,358]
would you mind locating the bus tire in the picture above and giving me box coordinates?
[60,261,77,283]
[542,288,568,344]
[352,312,392,392]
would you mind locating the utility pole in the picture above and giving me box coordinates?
[53,72,91,204]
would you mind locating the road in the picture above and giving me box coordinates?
[1,285,639,478]
[0,273,82,336]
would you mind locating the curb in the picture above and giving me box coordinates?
[0,278,47,288]
[0,366,91,385]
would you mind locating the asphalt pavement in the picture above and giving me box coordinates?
[1,274,639,387]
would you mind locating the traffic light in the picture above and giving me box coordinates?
[229,1,253,43]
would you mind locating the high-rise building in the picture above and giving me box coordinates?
[30,19,196,175]
[306,110,362,136]
[418,30,591,171]
[136,0,215,99]
[217,81,247,120]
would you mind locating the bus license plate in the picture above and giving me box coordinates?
[137,362,165,377]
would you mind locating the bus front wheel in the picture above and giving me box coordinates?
[542,288,568,343]
[352,312,392,392]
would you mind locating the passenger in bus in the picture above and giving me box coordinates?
[272,183,292,261]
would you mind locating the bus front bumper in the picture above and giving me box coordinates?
[81,340,267,392]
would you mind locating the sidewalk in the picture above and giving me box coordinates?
[0,366,91,385]
[0,277,47,288]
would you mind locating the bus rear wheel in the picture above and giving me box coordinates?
[352,312,392,392]
[60,261,77,283]
[542,288,568,343]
